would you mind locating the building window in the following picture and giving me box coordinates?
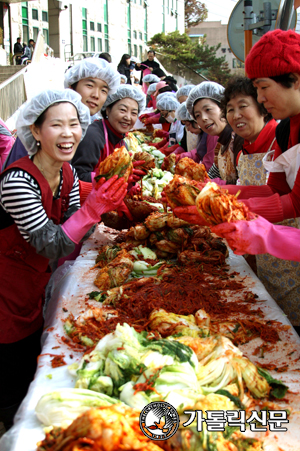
[133,30,137,39]
[104,0,109,52]
[82,8,88,52]
[32,9,38,20]
[98,38,102,52]
[162,0,165,32]
[139,31,142,40]
[144,4,148,42]
[139,45,143,61]
[90,36,95,52]
[33,27,39,42]
[42,11,48,22]
[228,48,232,53]
[90,21,95,31]
[97,23,101,32]
[221,48,226,53]
[22,2,29,43]
[43,28,49,45]
[134,44,137,57]
[127,1,131,55]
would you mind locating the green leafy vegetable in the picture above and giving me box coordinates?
[257,367,288,399]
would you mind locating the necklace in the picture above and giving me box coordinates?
[34,155,60,197]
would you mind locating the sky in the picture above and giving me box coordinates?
[205,0,239,24]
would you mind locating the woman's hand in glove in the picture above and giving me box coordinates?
[154,129,169,138]
[211,216,269,256]
[128,160,146,183]
[116,202,133,220]
[87,175,128,219]
[62,175,128,244]
[173,206,210,226]
[128,183,141,197]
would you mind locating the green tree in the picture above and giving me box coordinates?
[185,0,208,30]
[148,31,231,85]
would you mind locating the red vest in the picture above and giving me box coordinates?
[0,156,74,343]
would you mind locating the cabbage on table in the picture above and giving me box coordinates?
[139,168,173,199]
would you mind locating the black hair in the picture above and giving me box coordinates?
[118,54,131,68]
[70,82,78,91]
[269,73,297,88]
[222,75,271,122]
[147,50,155,55]
[34,101,79,127]
[17,37,21,40]
[192,97,221,118]
[99,52,112,63]
[158,86,173,94]
[29,39,34,44]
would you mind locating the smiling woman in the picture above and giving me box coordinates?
[186,82,244,184]
[0,89,129,430]
[71,85,146,192]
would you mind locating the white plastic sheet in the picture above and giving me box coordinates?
[1,225,300,451]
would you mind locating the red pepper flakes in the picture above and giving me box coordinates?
[51,355,67,368]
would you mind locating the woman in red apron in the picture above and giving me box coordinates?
[4,58,120,171]
[0,90,128,429]
[71,84,146,202]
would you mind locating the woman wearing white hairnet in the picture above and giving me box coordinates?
[186,81,244,184]
[172,101,218,170]
[3,57,120,170]
[71,85,146,203]
[155,94,185,155]
[0,90,128,429]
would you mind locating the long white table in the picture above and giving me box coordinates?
[1,224,300,451]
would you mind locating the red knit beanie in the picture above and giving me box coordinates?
[245,29,300,79]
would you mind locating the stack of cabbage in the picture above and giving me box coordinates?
[36,323,287,450]
[139,168,173,199]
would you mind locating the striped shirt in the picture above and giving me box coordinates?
[0,162,80,242]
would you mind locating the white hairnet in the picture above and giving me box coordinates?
[176,85,195,101]
[186,82,225,119]
[17,90,90,156]
[147,83,158,96]
[142,74,160,83]
[156,95,180,111]
[175,101,193,121]
[119,74,127,83]
[64,57,120,94]
[103,85,146,114]
[156,92,177,103]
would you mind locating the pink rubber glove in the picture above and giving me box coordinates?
[144,115,160,125]
[211,215,300,261]
[128,184,141,196]
[128,160,146,183]
[163,144,181,156]
[117,201,133,220]
[148,137,168,149]
[154,129,169,138]
[173,206,210,226]
[62,175,128,244]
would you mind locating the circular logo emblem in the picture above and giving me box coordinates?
[139,401,180,441]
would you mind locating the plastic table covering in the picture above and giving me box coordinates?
[1,224,300,451]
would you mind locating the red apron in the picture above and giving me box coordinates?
[0,156,74,343]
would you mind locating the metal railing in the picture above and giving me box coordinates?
[0,66,27,122]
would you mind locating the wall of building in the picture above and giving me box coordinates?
[187,21,245,75]
[10,0,49,53]
[7,0,184,64]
